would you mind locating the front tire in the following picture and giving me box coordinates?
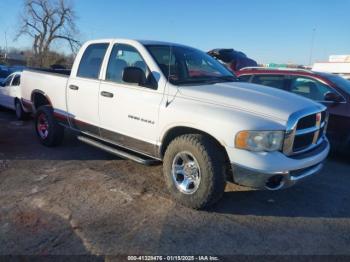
[163,134,226,209]
[35,106,64,147]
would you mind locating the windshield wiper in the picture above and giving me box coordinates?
[173,79,213,85]
[172,76,237,85]
[213,76,238,82]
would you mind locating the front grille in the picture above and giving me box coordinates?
[283,109,328,156]
[321,111,327,123]
[318,125,325,141]
[296,114,316,130]
[293,133,314,151]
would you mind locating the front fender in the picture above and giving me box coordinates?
[158,96,286,150]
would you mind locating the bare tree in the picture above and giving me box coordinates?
[15,0,80,67]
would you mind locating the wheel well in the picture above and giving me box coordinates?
[32,92,51,110]
[160,126,233,182]
[160,126,226,157]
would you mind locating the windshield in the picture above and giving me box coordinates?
[146,45,237,85]
[322,73,350,94]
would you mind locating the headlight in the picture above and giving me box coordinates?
[235,131,284,152]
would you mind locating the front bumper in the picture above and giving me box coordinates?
[227,139,330,190]
[232,162,323,190]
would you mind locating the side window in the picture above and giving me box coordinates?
[106,44,155,88]
[12,75,20,86]
[252,75,286,90]
[77,43,109,79]
[289,77,334,101]
[238,75,252,82]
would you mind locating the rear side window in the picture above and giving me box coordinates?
[77,43,109,79]
[252,75,286,90]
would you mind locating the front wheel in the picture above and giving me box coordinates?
[35,106,64,147]
[163,134,227,209]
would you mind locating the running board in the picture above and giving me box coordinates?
[77,136,160,166]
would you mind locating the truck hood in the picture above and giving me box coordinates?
[178,82,324,122]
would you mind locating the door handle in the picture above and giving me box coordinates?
[69,85,79,90]
[101,91,114,98]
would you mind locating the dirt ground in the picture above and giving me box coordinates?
[0,108,349,256]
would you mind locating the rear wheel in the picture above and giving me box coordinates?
[163,134,226,209]
[15,100,27,120]
[35,106,64,147]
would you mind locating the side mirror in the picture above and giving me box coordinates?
[122,67,146,85]
[324,92,343,103]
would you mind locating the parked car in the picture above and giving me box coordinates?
[21,39,329,209]
[0,65,26,85]
[207,48,258,73]
[0,72,29,120]
[236,67,350,152]
[0,65,10,85]
[8,65,26,73]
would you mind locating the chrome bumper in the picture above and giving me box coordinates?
[232,162,324,190]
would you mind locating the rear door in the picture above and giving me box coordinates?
[66,43,109,136]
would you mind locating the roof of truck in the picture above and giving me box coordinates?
[138,39,188,47]
[83,38,192,48]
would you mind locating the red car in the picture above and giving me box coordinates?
[236,68,350,152]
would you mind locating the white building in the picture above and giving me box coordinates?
[312,55,350,80]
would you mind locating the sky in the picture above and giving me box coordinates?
[0,0,349,65]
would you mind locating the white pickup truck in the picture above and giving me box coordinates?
[21,39,330,209]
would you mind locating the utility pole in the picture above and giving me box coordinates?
[4,31,8,64]
[309,28,316,66]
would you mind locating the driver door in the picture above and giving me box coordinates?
[98,43,163,157]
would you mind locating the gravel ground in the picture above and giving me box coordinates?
[0,108,349,256]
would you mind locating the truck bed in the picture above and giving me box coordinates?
[21,69,70,114]
[26,67,71,76]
